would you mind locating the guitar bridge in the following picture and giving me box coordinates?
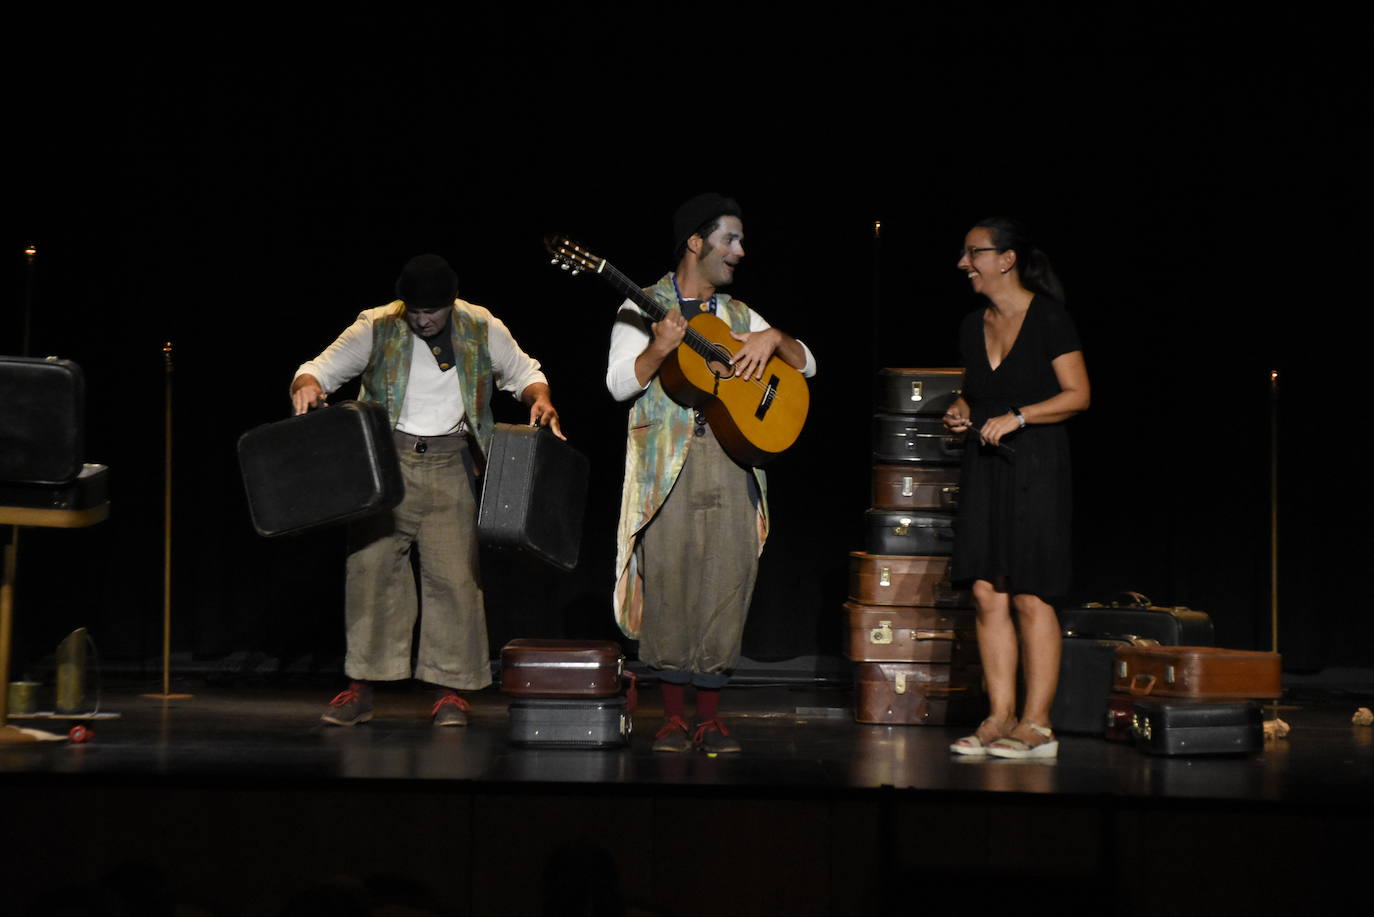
[754,374,780,420]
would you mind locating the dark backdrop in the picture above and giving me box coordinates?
[6,7,1366,677]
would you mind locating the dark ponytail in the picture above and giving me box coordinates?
[974,216,1065,302]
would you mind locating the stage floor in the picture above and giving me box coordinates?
[3,676,1371,804]
[3,677,1372,917]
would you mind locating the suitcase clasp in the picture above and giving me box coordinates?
[894,672,907,694]
[901,476,914,497]
[870,621,894,645]
[879,566,892,587]
[910,381,924,403]
[892,517,912,536]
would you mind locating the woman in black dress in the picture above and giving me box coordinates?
[944,217,1090,759]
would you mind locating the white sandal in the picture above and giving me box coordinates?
[986,723,1058,759]
[950,717,1015,756]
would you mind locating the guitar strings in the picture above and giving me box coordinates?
[596,258,802,408]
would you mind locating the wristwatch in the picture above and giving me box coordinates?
[1011,407,1026,428]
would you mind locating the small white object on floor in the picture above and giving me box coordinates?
[1263,717,1290,741]
[1352,707,1373,727]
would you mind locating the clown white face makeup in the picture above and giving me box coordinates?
[693,215,746,290]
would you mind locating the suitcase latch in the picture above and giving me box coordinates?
[901,476,914,497]
[870,621,894,645]
[910,381,924,403]
[1117,661,1128,678]
[894,672,907,694]
[1165,665,1176,684]
[879,566,892,587]
[892,517,912,536]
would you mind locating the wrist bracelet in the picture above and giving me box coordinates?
[1011,407,1026,428]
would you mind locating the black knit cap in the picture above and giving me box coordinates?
[672,192,743,254]
[395,254,459,310]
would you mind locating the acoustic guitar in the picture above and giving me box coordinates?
[546,234,809,466]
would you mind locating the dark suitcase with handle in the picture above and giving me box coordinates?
[507,696,633,748]
[875,368,963,417]
[853,662,985,725]
[478,423,589,571]
[1059,592,1215,646]
[872,414,966,464]
[0,356,85,485]
[499,639,625,697]
[863,510,956,556]
[237,400,404,537]
[1130,698,1264,756]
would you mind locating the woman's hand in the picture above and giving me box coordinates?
[943,397,972,433]
[979,411,1022,447]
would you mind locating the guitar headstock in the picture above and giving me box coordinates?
[544,234,603,276]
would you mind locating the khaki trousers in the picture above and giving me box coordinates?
[343,432,491,690]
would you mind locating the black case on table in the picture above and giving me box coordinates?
[507,696,632,748]
[237,400,404,537]
[1130,698,1263,756]
[863,509,956,556]
[0,356,85,485]
[1058,592,1214,646]
[477,423,589,571]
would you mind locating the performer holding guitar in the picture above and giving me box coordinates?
[604,193,817,753]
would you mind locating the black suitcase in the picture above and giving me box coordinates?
[863,509,956,556]
[478,423,589,571]
[237,401,404,537]
[1050,638,1120,735]
[0,356,85,484]
[1130,698,1263,756]
[872,414,966,464]
[1058,592,1215,646]
[875,368,963,416]
[507,696,633,748]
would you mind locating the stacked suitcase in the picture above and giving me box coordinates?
[850,369,984,726]
[1054,593,1278,755]
[500,639,636,748]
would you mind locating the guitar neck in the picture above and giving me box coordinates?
[588,259,671,324]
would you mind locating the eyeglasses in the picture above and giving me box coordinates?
[960,247,1000,260]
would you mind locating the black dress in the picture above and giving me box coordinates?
[950,296,1081,600]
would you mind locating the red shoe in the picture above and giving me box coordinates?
[321,682,373,726]
[652,715,693,752]
[693,718,741,754]
[432,692,470,727]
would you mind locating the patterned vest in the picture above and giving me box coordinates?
[613,274,770,638]
[359,301,495,458]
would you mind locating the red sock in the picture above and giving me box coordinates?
[696,687,721,721]
[661,682,686,720]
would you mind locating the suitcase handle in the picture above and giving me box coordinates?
[913,630,955,641]
[1129,673,1157,696]
[1113,591,1153,608]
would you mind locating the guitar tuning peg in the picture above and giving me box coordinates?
[560,263,570,271]
[570,268,580,275]
[549,257,557,265]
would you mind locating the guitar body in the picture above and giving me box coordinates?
[657,313,809,466]
[544,233,811,466]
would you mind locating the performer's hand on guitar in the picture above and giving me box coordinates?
[291,374,327,415]
[729,328,782,381]
[649,311,688,357]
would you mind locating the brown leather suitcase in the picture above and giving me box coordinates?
[1105,692,1135,742]
[872,464,960,511]
[853,662,985,725]
[499,639,625,697]
[875,368,963,416]
[847,552,969,606]
[1113,646,1282,700]
[843,602,977,664]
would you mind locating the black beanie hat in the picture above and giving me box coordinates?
[395,254,459,310]
[672,193,743,254]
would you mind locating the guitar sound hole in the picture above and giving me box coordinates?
[707,343,735,379]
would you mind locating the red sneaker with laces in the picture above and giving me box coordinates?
[432,692,470,727]
[320,681,373,726]
[652,715,693,753]
[693,718,741,754]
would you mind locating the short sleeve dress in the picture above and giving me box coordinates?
[950,296,1082,600]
